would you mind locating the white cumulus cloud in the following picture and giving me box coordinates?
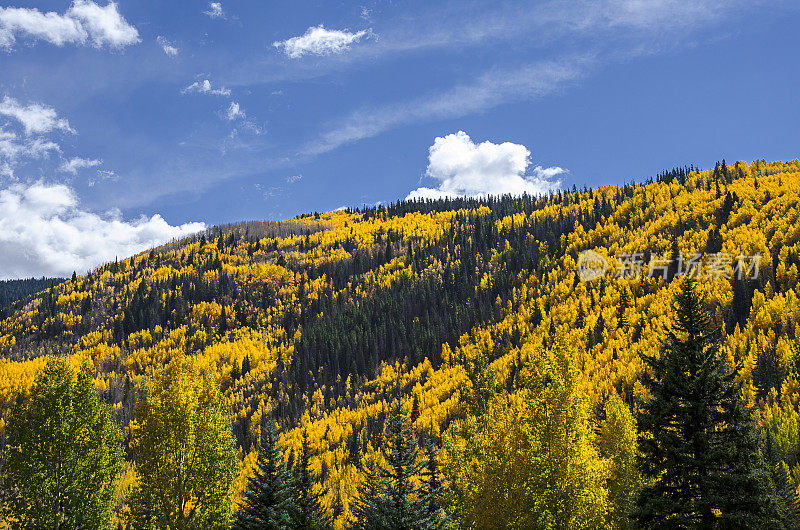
[273,24,372,58]
[59,156,101,174]
[0,182,205,279]
[182,79,231,96]
[66,0,139,48]
[225,101,244,121]
[406,131,564,200]
[0,1,139,50]
[0,7,84,47]
[0,96,74,136]
[204,2,224,19]
[156,35,178,56]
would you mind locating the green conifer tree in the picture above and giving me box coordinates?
[232,421,295,530]
[291,429,332,530]
[634,279,785,528]
[421,442,449,528]
[763,431,800,529]
[349,400,447,530]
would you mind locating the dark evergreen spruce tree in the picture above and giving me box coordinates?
[773,463,800,529]
[291,429,332,530]
[634,278,786,529]
[350,458,392,529]
[349,400,448,530]
[232,421,295,530]
[753,345,787,399]
[421,442,448,526]
[762,431,800,529]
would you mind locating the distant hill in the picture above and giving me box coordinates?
[0,277,64,310]
[1,159,799,524]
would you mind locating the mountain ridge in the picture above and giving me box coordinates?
[1,158,799,524]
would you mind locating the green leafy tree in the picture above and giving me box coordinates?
[443,339,610,529]
[127,354,237,529]
[1,356,123,529]
[232,421,295,530]
[350,400,448,530]
[598,392,640,529]
[634,279,785,528]
[291,429,332,530]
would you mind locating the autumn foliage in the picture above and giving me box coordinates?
[1,159,800,527]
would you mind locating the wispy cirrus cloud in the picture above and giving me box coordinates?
[182,79,231,96]
[0,128,60,176]
[0,96,74,179]
[0,0,140,50]
[0,96,109,183]
[304,55,591,156]
[298,0,786,158]
[357,0,767,58]
[59,156,101,174]
[273,25,373,58]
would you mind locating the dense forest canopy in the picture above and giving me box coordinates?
[0,278,64,311]
[1,158,800,528]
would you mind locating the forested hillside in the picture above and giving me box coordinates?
[2,159,800,528]
[0,278,64,311]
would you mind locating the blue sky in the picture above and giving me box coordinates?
[1,0,799,278]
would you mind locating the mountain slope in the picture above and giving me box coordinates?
[0,278,64,311]
[1,159,800,523]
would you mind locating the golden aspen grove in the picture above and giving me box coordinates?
[2,159,800,528]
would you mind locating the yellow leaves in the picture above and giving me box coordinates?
[124,326,188,373]
[0,334,15,349]
[311,387,325,418]
[198,328,277,380]
[444,339,611,529]
[0,356,47,405]
[190,300,223,328]
[77,330,111,351]
[150,265,174,281]
[57,289,88,307]
[127,329,153,350]
[94,377,109,393]
[128,354,237,527]
[0,159,798,526]
[236,262,293,283]
[230,447,258,510]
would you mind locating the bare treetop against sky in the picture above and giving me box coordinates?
[0,0,799,278]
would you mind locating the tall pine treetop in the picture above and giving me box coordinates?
[232,420,295,530]
[349,400,448,530]
[635,278,786,529]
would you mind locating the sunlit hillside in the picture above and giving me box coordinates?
[2,159,800,526]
